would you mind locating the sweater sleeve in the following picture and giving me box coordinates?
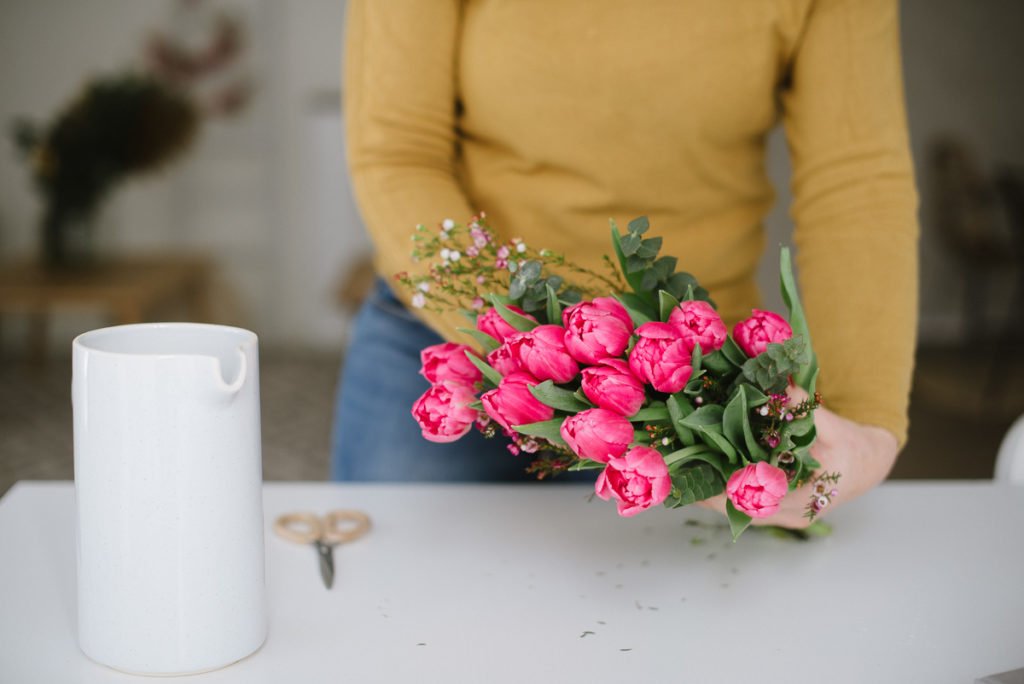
[344,0,476,341]
[780,0,919,446]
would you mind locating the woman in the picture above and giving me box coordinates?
[332,0,918,528]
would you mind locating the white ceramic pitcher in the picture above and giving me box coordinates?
[72,323,267,676]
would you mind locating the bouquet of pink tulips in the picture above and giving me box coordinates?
[400,216,832,540]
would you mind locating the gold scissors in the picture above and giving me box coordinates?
[273,510,371,589]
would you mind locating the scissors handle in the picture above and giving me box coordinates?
[321,509,372,545]
[273,512,323,545]
[273,510,372,546]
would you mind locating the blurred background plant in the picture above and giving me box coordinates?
[11,76,199,267]
[8,0,250,269]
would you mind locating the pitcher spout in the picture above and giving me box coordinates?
[214,347,248,394]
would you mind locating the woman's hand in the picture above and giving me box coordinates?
[698,390,899,529]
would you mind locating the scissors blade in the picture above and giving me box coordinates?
[315,541,335,589]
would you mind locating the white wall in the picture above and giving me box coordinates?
[0,0,368,354]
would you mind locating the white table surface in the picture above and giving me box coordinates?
[0,480,1021,683]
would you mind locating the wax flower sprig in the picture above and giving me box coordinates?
[402,215,838,540]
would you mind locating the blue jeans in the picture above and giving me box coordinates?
[331,280,594,483]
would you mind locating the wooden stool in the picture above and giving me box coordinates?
[0,254,214,364]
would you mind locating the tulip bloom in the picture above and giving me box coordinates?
[562,297,634,364]
[628,322,692,393]
[480,371,554,431]
[560,408,634,463]
[580,359,646,417]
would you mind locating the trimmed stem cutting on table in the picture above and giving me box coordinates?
[399,215,837,541]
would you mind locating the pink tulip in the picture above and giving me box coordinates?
[506,325,579,384]
[411,381,479,443]
[480,371,554,431]
[726,462,789,518]
[487,343,522,377]
[560,408,634,463]
[580,359,646,417]
[668,300,726,353]
[733,309,793,358]
[419,342,482,386]
[596,446,672,517]
[628,322,693,393]
[562,297,634,364]
[477,305,537,343]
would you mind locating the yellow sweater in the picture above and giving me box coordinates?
[344,0,919,445]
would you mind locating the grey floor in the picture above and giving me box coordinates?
[1,347,1022,497]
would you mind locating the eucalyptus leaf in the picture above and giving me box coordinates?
[520,260,542,281]
[637,237,662,259]
[666,272,696,299]
[620,233,641,256]
[640,268,659,290]
[628,216,650,234]
[626,255,647,274]
[611,221,647,295]
[653,256,677,279]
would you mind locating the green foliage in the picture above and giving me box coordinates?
[694,424,739,464]
[723,387,768,462]
[545,284,562,325]
[528,381,593,412]
[457,327,500,353]
[664,463,725,508]
[658,290,680,322]
[490,296,540,332]
[680,404,725,428]
[779,247,819,394]
[726,500,752,542]
[507,262,570,320]
[464,351,502,388]
[666,393,696,446]
[628,403,669,422]
[513,418,568,447]
[740,336,810,393]
[614,292,655,325]
[611,217,715,306]
[664,445,726,481]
